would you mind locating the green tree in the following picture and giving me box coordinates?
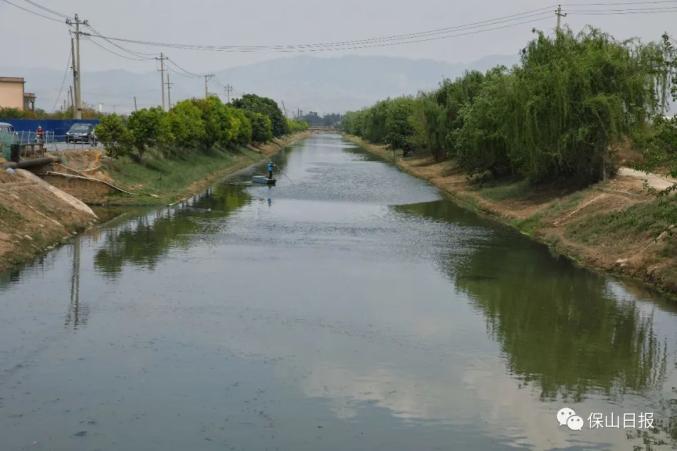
[384,97,416,154]
[286,118,309,133]
[127,107,174,160]
[191,97,234,149]
[233,94,288,137]
[246,111,273,142]
[167,100,206,154]
[505,28,664,183]
[229,106,252,146]
[455,69,513,175]
[95,114,132,158]
[0,107,24,119]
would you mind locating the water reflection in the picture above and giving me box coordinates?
[64,238,88,328]
[398,200,670,401]
[93,186,250,277]
[1,134,675,450]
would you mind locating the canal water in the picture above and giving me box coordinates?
[1,134,676,450]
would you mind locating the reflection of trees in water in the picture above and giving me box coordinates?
[94,185,250,277]
[398,199,669,401]
[0,254,48,291]
[0,268,21,291]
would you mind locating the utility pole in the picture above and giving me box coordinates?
[68,85,74,117]
[66,14,88,119]
[204,74,214,98]
[224,84,233,103]
[555,4,567,32]
[166,72,173,109]
[133,96,138,112]
[156,53,168,111]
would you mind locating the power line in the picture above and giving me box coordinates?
[85,35,149,61]
[75,13,555,53]
[52,38,72,111]
[568,7,677,15]
[282,6,556,49]
[0,0,64,23]
[7,6,548,55]
[5,0,677,55]
[21,0,67,19]
[563,0,677,6]
[167,57,203,78]
[73,4,677,54]
[84,23,156,59]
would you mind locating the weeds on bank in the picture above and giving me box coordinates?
[565,198,677,244]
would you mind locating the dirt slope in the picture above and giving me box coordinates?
[0,169,97,272]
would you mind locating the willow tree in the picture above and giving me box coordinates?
[455,68,514,175]
[383,97,417,153]
[407,71,488,161]
[408,93,447,160]
[505,27,666,183]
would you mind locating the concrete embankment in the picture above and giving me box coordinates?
[346,135,677,296]
[0,131,311,272]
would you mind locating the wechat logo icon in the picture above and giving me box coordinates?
[557,407,584,431]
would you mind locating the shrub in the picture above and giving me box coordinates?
[95,114,132,158]
[286,118,309,134]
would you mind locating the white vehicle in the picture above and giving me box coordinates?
[0,122,15,134]
[0,122,17,160]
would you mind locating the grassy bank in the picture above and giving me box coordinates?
[346,135,677,296]
[58,132,310,206]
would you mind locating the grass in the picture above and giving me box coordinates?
[565,197,677,244]
[104,146,262,205]
[512,214,544,236]
[477,179,531,201]
[0,204,22,227]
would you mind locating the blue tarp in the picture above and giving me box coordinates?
[0,119,100,141]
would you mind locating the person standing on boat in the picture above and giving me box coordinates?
[267,161,275,180]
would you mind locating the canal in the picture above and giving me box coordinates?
[1,133,676,450]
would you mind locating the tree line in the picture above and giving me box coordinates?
[342,28,676,186]
[298,112,342,128]
[96,94,308,161]
[0,106,105,120]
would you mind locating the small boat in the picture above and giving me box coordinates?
[252,175,276,185]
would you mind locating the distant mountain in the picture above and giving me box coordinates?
[0,54,520,115]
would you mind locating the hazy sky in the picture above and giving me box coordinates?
[1,0,675,73]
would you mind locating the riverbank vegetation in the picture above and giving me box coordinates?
[343,28,677,294]
[0,106,104,120]
[343,28,675,185]
[87,94,309,203]
[96,94,307,161]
